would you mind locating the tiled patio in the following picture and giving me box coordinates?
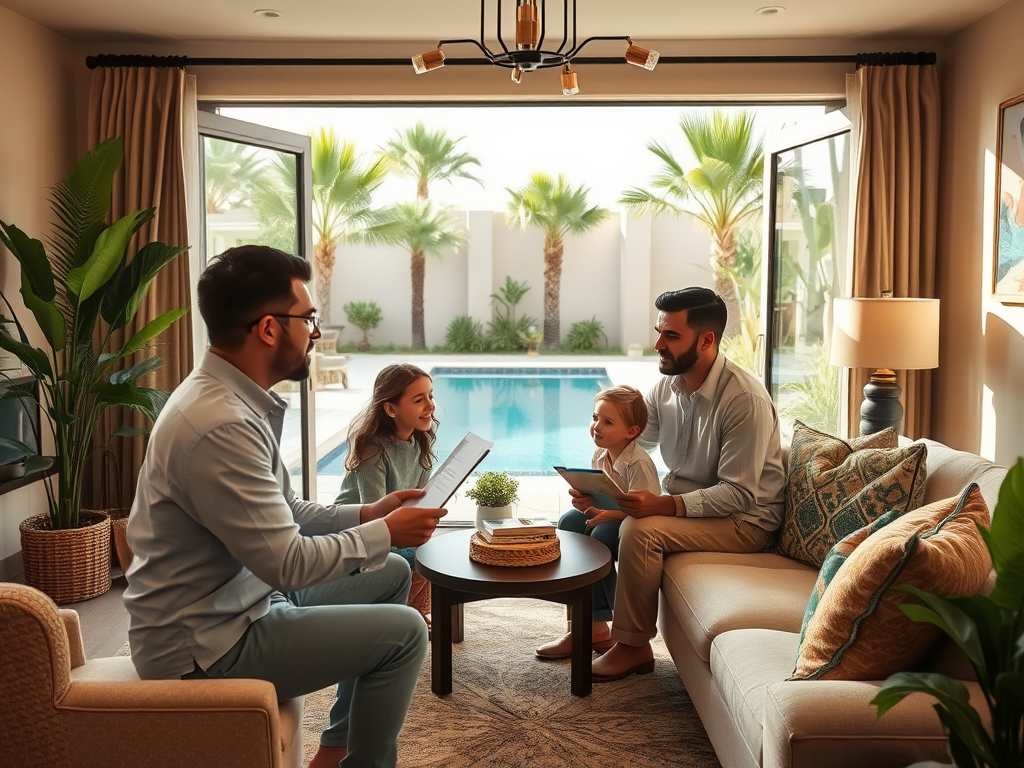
[288,352,664,524]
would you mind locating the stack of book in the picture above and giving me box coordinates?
[478,517,556,545]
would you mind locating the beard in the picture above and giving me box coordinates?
[275,337,314,382]
[658,336,701,376]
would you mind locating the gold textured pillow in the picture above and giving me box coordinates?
[778,423,926,567]
[791,483,992,681]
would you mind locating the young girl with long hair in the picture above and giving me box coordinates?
[335,363,438,627]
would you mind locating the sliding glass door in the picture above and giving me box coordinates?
[762,111,852,439]
[197,111,317,497]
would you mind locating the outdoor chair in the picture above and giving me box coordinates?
[0,582,304,768]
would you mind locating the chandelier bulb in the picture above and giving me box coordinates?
[412,48,445,74]
[510,65,524,84]
[625,42,659,71]
[561,65,579,96]
[515,0,540,51]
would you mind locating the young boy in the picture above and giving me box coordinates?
[535,385,661,660]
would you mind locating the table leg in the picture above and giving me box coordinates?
[431,583,454,696]
[453,602,465,644]
[569,586,593,697]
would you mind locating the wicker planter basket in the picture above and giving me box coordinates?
[83,507,134,572]
[19,511,112,604]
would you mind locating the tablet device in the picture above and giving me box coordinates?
[552,466,625,511]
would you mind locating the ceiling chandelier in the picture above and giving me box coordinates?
[411,0,659,96]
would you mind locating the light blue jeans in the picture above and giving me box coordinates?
[187,553,427,768]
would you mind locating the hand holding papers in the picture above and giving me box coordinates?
[401,432,493,509]
[553,466,625,510]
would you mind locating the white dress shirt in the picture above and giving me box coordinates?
[638,352,786,531]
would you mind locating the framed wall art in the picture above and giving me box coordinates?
[994,89,1024,303]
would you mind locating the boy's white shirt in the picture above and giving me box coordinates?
[591,440,662,497]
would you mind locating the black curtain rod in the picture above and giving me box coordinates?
[85,51,936,69]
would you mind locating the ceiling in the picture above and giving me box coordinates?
[0,0,1009,46]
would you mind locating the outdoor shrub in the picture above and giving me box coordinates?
[487,275,536,352]
[343,300,383,351]
[488,313,533,351]
[445,315,488,353]
[564,317,607,352]
[465,470,520,508]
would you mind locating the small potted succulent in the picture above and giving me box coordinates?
[627,342,645,359]
[466,470,520,532]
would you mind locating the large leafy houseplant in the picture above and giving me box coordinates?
[871,458,1024,768]
[0,136,188,531]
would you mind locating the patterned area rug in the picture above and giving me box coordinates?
[302,598,721,768]
[119,599,721,767]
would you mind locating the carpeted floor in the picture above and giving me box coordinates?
[302,598,721,768]
[119,599,721,767]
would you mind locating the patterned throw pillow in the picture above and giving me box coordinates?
[791,483,991,680]
[778,423,926,567]
[794,506,906,658]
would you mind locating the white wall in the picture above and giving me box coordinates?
[322,209,712,350]
[936,0,1024,463]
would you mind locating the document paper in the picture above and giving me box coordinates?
[400,432,493,508]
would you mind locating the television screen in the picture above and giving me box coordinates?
[0,376,40,455]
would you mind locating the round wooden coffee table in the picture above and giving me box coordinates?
[415,528,612,697]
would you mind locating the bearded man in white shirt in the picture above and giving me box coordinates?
[580,287,786,682]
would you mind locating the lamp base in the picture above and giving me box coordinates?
[859,369,903,436]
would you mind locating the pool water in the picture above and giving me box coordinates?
[317,367,613,475]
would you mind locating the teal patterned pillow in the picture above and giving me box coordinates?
[794,506,905,659]
[778,422,927,568]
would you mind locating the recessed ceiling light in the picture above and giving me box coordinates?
[254,9,283,18]
[756,6,785,15]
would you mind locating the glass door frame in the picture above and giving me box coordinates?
[196,110,318,499]
[760,110,853,429]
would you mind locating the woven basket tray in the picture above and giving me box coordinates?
[469,532,561,567]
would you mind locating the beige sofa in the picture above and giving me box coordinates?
[656,438,1008,768]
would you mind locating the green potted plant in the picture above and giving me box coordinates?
[343,300,382,352]
[522,325,543,356]
[871,458,1024,768]
[0,136,188,603]
[466,470,520,532]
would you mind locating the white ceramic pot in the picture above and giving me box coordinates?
[475,503,514,532]
[627,348,644,359]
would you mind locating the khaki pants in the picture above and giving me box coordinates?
[611,514,774,646]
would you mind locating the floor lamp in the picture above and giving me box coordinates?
[830,295,940,436]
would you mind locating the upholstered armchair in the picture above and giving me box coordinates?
[0,582,304,768]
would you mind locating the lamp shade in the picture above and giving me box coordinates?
[830,297,940,370]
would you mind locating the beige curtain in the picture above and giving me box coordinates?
[847,61,940,439]
[85,66,193,511]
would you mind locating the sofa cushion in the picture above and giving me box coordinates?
[778,423,926,568]
[662,560,817,663]
[915,438,1007,512]
[792,483,991,680]
[710,628,800,765]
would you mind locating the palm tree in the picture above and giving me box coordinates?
[506,173,609,349]
[379,122,482,200]
[203,138,267,214]
[253,128,388,323]
[363,200,467,349]
[620,109,764,339]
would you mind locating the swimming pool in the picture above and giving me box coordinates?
[317,367,613,475]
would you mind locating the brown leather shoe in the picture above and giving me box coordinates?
[535,633,615,660]
[591,642,656,682]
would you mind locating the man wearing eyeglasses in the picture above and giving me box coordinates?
[124,245,445,768]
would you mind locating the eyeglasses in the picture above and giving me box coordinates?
[247,314,321,334]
